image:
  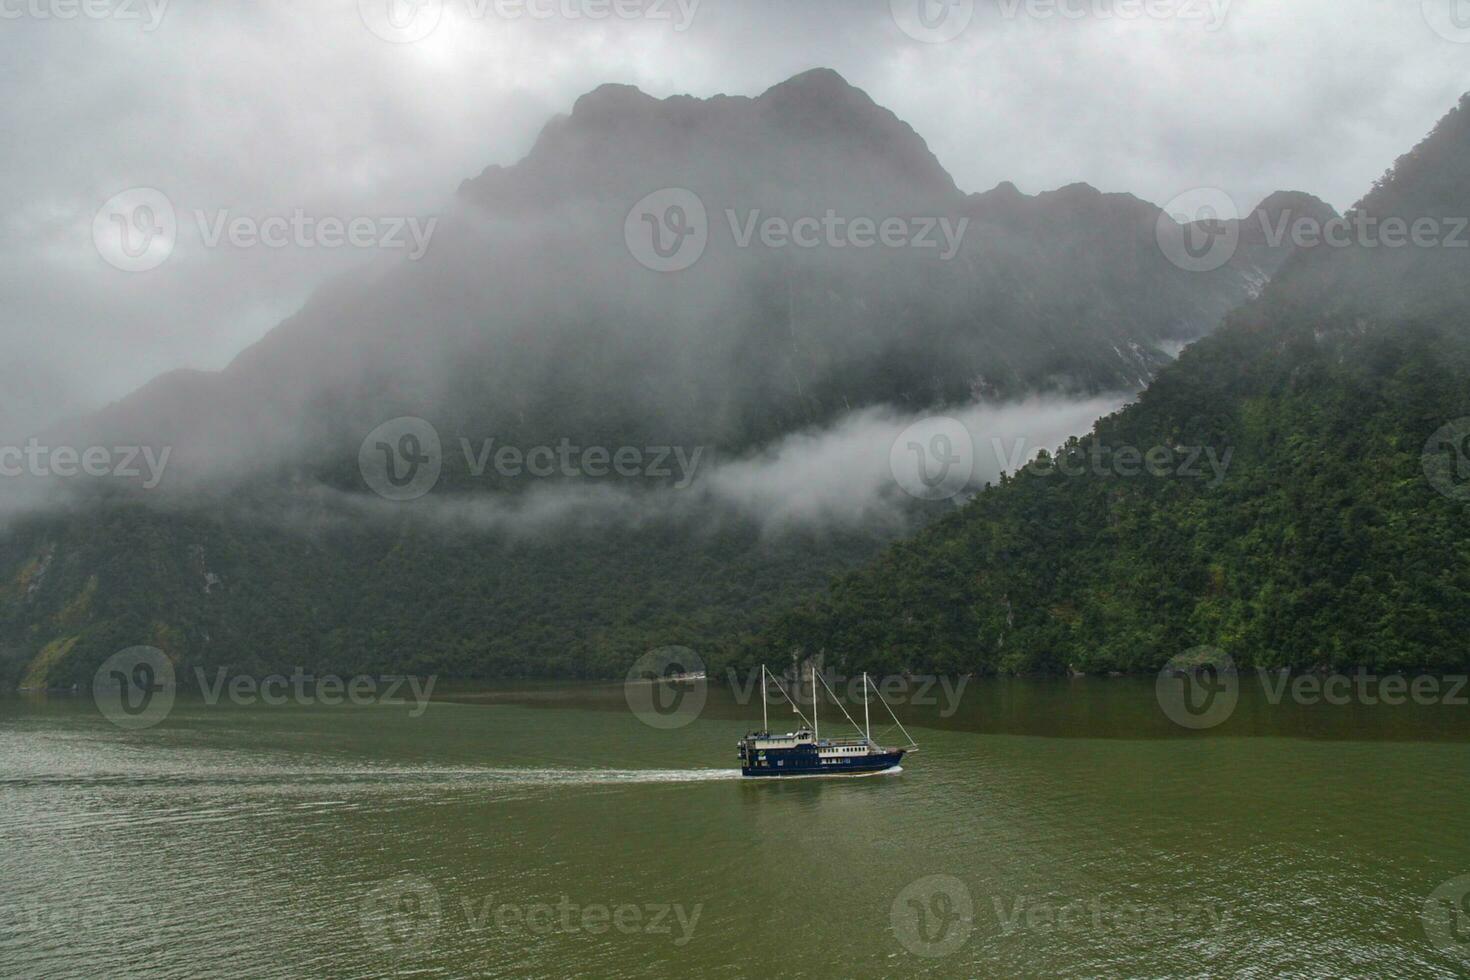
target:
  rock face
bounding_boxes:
[61,68,1312,490]
[745,93,1470,677]
[0,70,1345,686]
[461,69,961,212]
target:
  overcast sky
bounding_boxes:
[3,0,1467,435]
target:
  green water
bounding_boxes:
[3,681,1470,978]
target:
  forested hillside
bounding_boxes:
[0,71,1344,688]
[740,94,1470,677]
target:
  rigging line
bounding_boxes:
[763,666,813,731]
[878,687,919,749]
[814,669,868,741]
[869,721,898,742]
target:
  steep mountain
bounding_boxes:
[0,70,1328,688]
[61,68,1322,479]
[742,94,1470,676]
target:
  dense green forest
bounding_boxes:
[740,312,1470,675]
[0,71,1296,691]
[740,94,1470,677]
[0,505,897,689]
[1,88,1465,689]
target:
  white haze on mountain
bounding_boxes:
[0,0,1464,437]
[700,395,1126,529]
[257,395,1127,538]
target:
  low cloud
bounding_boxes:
[700,395,1127,529]
[178,395,1129,538]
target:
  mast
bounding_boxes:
[764,670,814,731]
[811,663,818,741]
[879,685,919,751]
[863,672,871,743]
[761,665,768,732]
[814,670,871,743]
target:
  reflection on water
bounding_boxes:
[439,673,1470,741]
[2,685,1469,979]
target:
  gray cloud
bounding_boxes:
[143,394,1126,537]
[1,0,1464,437]
[700,395,1126,529]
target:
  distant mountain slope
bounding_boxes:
[66,69,1320,482]
[741,94,1470,676]
[0,70,1330,687]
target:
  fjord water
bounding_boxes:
[3,682,1469,978]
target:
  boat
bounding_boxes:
[737,664,917,778]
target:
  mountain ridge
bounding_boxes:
[0,70,1358,688]
[739,91,1470,677]
[68,68,1330,475]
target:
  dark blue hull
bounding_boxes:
[740,748,905,778]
